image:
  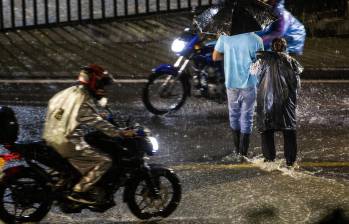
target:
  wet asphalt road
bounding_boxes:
[0,81,348,223]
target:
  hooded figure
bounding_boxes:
[252,38,303,166]
[255,43,303,131]
[257,0,306,55]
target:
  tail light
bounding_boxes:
[0,144,24,176]
[2,152,21,161]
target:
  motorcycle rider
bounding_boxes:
[43,64,136,205]
[257,0,306,55]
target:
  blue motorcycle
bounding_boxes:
[142,28,225,115]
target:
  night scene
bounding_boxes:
[0,0,348,223]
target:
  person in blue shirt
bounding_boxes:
[257,0,306,55]
[213,32,264,158]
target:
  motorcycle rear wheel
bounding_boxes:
[126,167,181,220]
[142,73,187,115]
[0,168,52,223]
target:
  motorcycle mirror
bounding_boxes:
[191,6,197,16]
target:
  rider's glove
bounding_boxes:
[107,114,114,123]
[122,130,137,138]
[136,128,145,137]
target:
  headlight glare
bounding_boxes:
[171,39,186,53]
[148,137,159,153]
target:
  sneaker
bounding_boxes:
[240,156,250,163]
[60,202,84,213]
[88,199,116,212]
[67,191,97,205]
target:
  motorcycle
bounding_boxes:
[142,27,226,115]
[0,107,181,223]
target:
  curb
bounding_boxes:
[302,68,349,79]
[0,69,349,81]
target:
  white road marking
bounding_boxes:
[172,161,349,171]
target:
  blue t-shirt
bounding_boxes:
[214,33,264,89]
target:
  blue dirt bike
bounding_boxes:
[142,28,225,115]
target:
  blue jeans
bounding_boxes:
[227,87,256,134]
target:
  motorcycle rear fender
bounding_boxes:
[122,164,175,202]
[1,166,49,184]
[1,166,24,180]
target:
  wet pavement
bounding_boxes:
[0,80,348,223]
[0,12,348,80]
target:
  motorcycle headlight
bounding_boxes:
[148,137,159,154]
[171,39,186,53]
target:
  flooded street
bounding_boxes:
[0,0,348,222]
[0,80,348,223]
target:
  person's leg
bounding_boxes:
[239,87,257,156]
[284,130,297,166]
[69,149,112,193]
[227,88,242,153]
[227,88,242,131]
[67,142,112,204]
[231,129,240,154]
[261,130,276,161]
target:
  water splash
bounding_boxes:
[247,156,348,189]
[247,156,320,180]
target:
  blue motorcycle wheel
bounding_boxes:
[142,73,187,115]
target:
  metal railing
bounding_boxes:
[0,0,214,31]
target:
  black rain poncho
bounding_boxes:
[254,51,303,132]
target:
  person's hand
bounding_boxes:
[249,59,262,76]
[121,130,137,138]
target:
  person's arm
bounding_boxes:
[77,100,134,138]
[260,13,290,46]
[291,58,304,76]
[291,58,303,91]
[213,50,223,61]
[213,36,224,61]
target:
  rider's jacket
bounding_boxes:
[43,85,122,157]
[256,0,306,55]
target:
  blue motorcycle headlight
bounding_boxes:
[171,39,186,53]
[148,137,159,154]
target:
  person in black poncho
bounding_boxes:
[250,38,303,166]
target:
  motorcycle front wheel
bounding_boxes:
[125,167,181,220]
[142,73,187,115]
[0,168,52,223]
